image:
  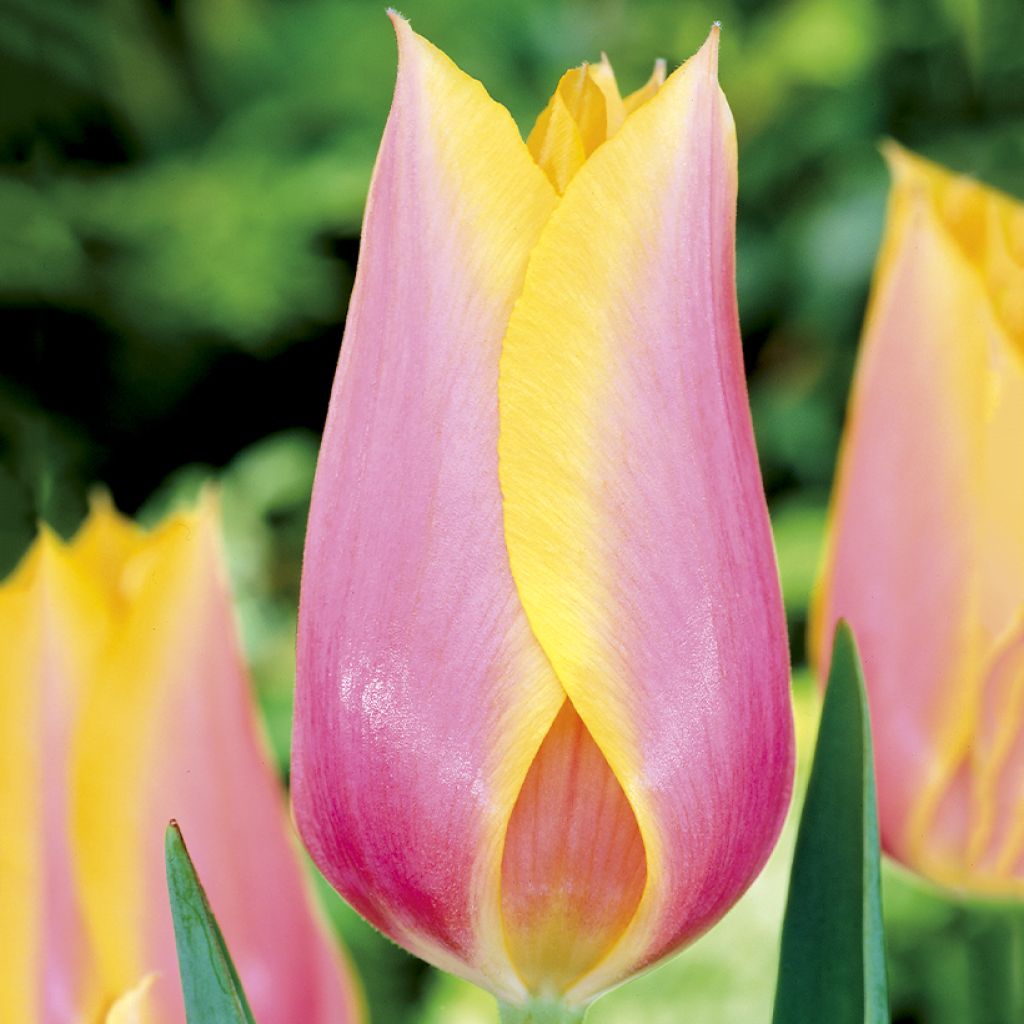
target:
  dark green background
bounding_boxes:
[2,0,1022,1020]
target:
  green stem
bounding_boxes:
[497,999,588,1024]
[963,900,1024,1024]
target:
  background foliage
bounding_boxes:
[3,0,1022,1020]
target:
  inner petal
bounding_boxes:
[526,57,666,195]
[526,66,607,194]
[500,699,646,996]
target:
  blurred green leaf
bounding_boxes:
[961,898,1024,1023]
[771,498,828,620]
[772,623,888,1024]
[165,821,256,1024]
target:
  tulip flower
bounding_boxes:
[812,146,1024,898]
[293,15,794,1018]
[0,496,361,1023]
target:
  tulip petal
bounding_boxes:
[498,27,793,1001]
[71,500,359,1022]
[0,533,113,1022]
[588,55,626,136]
[527,67,608,194]
[0,555,44,1023]
[293,13,563,1001]
[812,147,1024,894]
[500,701,646,995]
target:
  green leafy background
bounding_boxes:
[2,0,1022,1020]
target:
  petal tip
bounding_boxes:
[879,137,916,177]
[704,23,722,76]
[387,7,413,45]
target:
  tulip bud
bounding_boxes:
[0,497,360,1023]
[293,14,794,1012]
[813,145,1024,897]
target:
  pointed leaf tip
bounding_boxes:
[772,622,888,1024]
[165,822,256,1024]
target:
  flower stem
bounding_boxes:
[497,999,588,1024]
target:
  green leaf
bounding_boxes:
[962,897,1024,1023]
[772,622,889,1024]
[165,821,257,1024]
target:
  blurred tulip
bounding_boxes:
[293,14,793,1014]
[0,496,361,1023]
[813,145,1024,897]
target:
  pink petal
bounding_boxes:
[813,146,1024,894]
[292,13,564,1000]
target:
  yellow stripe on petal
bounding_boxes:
[72,510,203,994]
[500,26,792,1001]
[1,531,116,1021]
[0,554,42,1022]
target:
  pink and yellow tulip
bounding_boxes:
[293,15,794,1013]
[813,146,1024,897]
[0,497,361,1023]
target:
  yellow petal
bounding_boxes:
[0,532,114,1021]
[0,552,42,1022]
[588,54,626,136]
[72,508,196,990]
[527,66,608,193]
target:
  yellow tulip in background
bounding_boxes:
[0,497,360,1023]
[813,145,1024,897]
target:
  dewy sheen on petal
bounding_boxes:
[498,27,793,1001]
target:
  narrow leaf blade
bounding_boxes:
[772,622,889,1023]
[165,820,257,1024]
